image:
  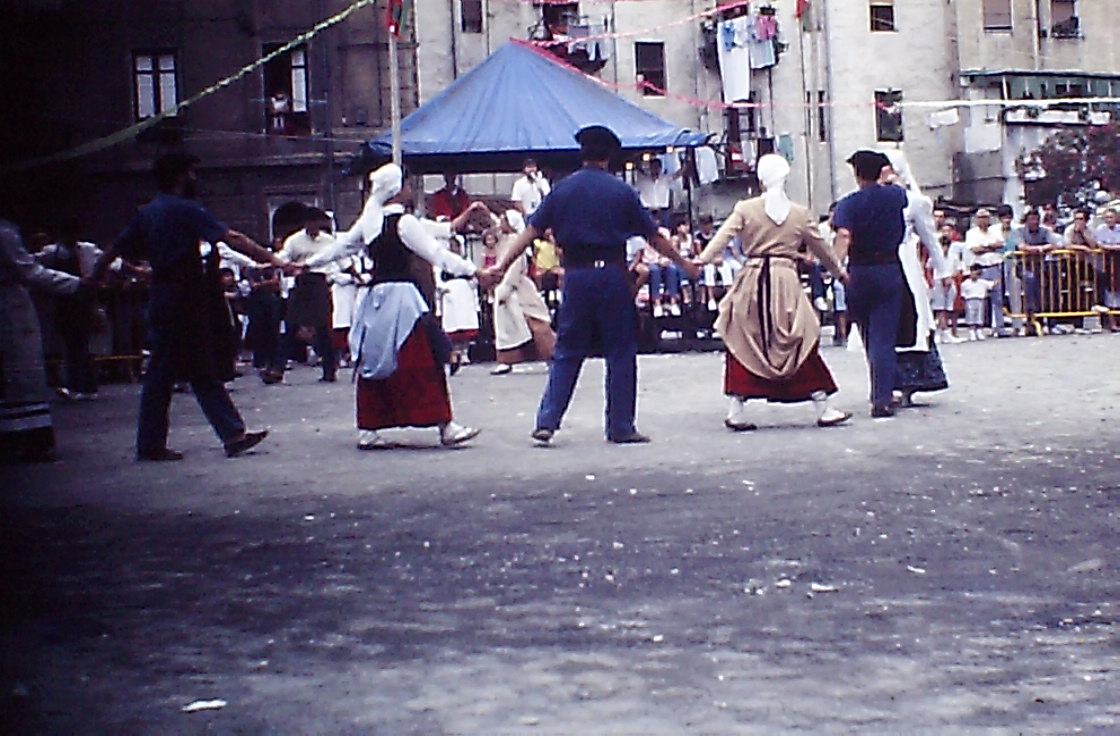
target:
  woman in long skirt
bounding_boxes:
[0,220,82,462]
[489,209,555,375]
[302,164,479,450]
[882,150,952,407]
[695,155,852,430]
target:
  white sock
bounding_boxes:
[810,390,829,420]
[727,396,747,422]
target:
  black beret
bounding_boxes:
[846,149,890,169]
[574,124,622,150]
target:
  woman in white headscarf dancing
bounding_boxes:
[488,208,555,375]
[881,150,952,407]
[303,163,480,449]
[695,154,852,430]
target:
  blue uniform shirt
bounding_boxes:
[833,184,907,265]
[113,193,228,281]
[529,167,657,263]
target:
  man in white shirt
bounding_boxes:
[963,208,1006,330]
[633,158,682,223]
[273,207,339,383]
[510,158,550,216]
[1094,208,1120,331]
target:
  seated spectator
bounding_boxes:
[533,227,563,296]
[641,219,683,318]
[626,235,651,295]
[671,218,697,307]
[428,170,472,220]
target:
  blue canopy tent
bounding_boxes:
[348,41,711,175]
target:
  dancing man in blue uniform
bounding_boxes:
[483,125,697,444]
[832,150,908,418]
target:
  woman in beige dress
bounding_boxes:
[490,209,555,374]
[695,154,852,430]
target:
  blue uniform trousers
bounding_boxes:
[847,263,904,408]
[536,265,638,439]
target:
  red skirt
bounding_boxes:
[724,347,837,403]
[356,325,452,430]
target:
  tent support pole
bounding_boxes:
[389,33,402,166]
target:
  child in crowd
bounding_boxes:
[931,228,962,343]
[960,263,995,341]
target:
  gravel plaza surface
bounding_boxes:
[2,333,1118,735]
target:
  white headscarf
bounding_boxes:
[883,149,921,196]
[347,163,404,244]
[757,154,792,226]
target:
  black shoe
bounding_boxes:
[260,370,283,385]
[870,405,895,418]
[224,429,268,457]
[531,427,554,444]
[449,356,462,376]
[137,448,184,462]
[609,431,651,444]
[723,418,758,432]
[319,374,337,383]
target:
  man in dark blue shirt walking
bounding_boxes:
[95,154,293,460]
[483,125,697,444]
[833,150,908,418]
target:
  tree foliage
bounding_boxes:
[1017,122,1120,207]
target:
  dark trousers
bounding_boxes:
[282,322,336,379]
[57,301,97,394]
[536,265,638,440]
[246,293,283,369]
[847,264,904,408]
[137,326,245,453]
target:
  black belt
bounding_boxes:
[748,254,798,360]
[849,252,899,266]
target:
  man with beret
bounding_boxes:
[482,125,697,444]
[832,150,908,418]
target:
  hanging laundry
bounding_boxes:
[756,13,779,41]
[694,146,720,186]
[777,133,795,163]
[748,16,777,69]
[717,16,753,102]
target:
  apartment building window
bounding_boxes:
[461,0,483,33]
[635,41,666,96]
[264,43,310,135]
[982,0,1012,32]
[875,90,904,142]
[1050,0,1080,38]
[817,91,828,142]
[133,51,178,120]
[870,0,895,32]
[543,2,579,34]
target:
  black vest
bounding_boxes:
[368,214,414,285]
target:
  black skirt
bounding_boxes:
[896,339,949,394]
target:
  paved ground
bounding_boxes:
[2,333,1118,735]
